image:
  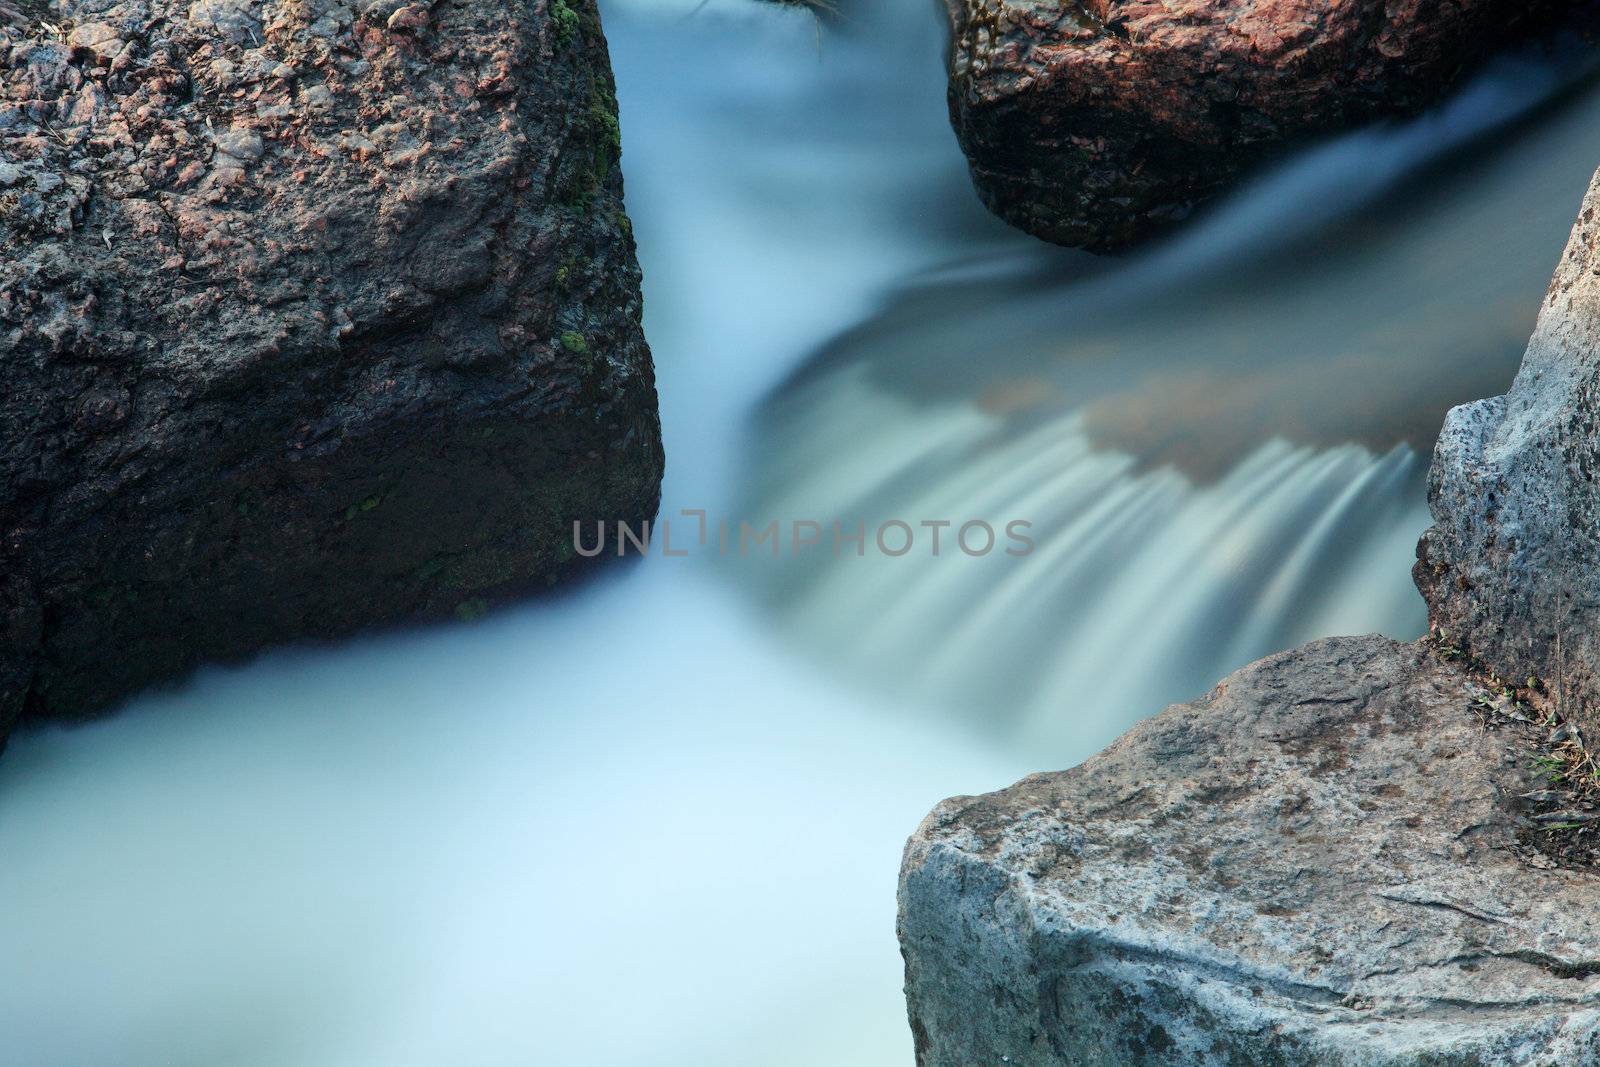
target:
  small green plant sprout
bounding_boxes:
[1535,754,1566,783]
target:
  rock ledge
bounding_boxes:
[900,636,1600,1065]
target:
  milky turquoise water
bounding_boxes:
[0,2,1596,1064]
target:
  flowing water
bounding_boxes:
[735,34,1600,751]
[1,1,1597,1064]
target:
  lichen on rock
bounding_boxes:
[0,0,663,740]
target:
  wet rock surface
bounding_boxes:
[0,0,663,739]
[899,636,1600,1066]
[943,0,1594,251]
[1417,167,1600,754]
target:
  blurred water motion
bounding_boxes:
[740,47,1600,749]
[0,0,1596,1064]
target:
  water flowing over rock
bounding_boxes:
[897,173,1600,1062]
[0,0,663,741]
[942,0,1592,251]
[899,637,1600,1065]
[1418,168,1600,747]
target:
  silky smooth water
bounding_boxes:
[737,32,1600,750]
[0,1,1596,1064]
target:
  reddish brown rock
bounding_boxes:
[944,0,1593,251]
[0,0,663,743]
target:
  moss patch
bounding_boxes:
[588,74,622,180]
[344,492,385,521]
[552,0,581,48]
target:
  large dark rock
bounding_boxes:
[943,0,1591,251]
[899,636,1600,1066]
[1417,167,1600,745]
[0,0,663,740]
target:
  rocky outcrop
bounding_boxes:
[1418,168,1600,748]
[0,0,663,742]
[944,0,1592,251]
[899,636,1600,1066]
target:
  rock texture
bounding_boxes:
[1417,168,1600,747]
[0,0,663,741]
[898,158,1600,1065]
[900,636,1600,1066]
[944,0,1591,250]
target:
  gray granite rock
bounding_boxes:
[1416,167,1600,744]
[899,636,1600,1065]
